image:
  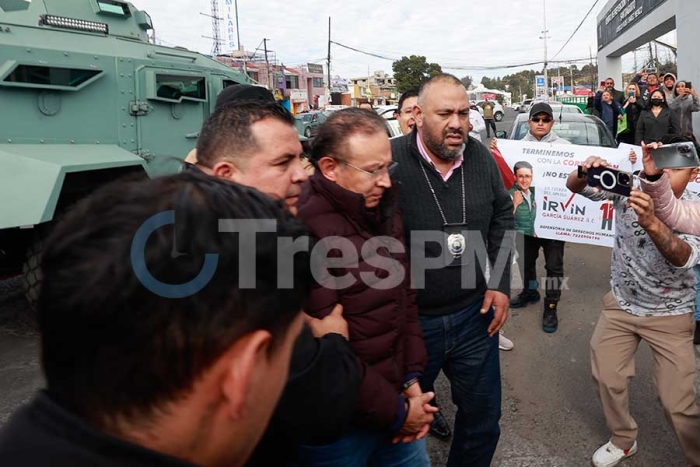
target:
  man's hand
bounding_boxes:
[304,304,349,340]
[481,290,509,337]
[641,141,662,177]
[691,88,698,99]
[628,189,657,229]
[402,382,422,399]
[392,392,438,444]
[512,190,524,208]
[489,138,498,152]
[583,156,610,169]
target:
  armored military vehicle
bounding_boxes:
[0,0,251,305]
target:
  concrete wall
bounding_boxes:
[597,0,700,135]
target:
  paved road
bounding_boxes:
[1,109,697,465]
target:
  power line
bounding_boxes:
[330,41,397,61]
[331,40,593,70]
[551,0,601,60]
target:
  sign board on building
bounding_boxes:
[307,63,324,75]
[551,76,564,86]
[536,76,545,87]
[597,0,668,50]
[223,0,237,50]
[291,90,308,102]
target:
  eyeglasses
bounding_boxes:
[530,117,553,123]
[339,160,398,178]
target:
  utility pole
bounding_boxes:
[263,38,271,90]
[570,63,574,94]
[327,17,332,94]
[589,46,595,93]
[234,0,241,51]
[540,0,550,99]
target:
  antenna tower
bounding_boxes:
[210,0,222,55]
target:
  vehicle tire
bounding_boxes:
[304,127,312,138]
[495,112,504,122]
[22,230,45,314]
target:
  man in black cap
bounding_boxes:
[522,102,571,144]
[509,101,569,334]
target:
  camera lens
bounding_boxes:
[679,145,689,154]
[600,170,617,190]
[618,173,630,186]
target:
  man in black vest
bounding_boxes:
[391,74,514,467]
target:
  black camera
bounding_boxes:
[578,166,632,197]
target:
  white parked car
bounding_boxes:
[474,100,505,122]
[376,105,398,119]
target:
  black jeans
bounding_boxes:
[485,118,497,137]
[520,234,565,301]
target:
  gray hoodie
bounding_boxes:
[669,86,700,135]
[662,73,677,104]
[523,130,571,144]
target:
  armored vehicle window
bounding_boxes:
[4,65,101,88]
[97,0,130,16]
[155,75,206,102]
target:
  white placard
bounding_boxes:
[497,139,631,247]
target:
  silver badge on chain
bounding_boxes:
[447,232,466,259]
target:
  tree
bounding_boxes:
[460,75,473,90]
[392,55,443,94]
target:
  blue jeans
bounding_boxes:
[297,430,430,467]
[694,265,700,321]
[419,299,501,467]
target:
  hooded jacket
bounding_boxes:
[297,171,427,432]
[640,173,700,236]
[670,90,700,135]
[522,130,571,144]
[662,73,677,104]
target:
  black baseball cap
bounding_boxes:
[529,102,554,119]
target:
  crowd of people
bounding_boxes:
[591,71,700,146]
[0,71,699,467]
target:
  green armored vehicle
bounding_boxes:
[0,0,251,304]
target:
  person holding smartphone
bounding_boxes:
[617,83,645,145]
[670,81,700,135]
[594,86,622,139]
[567,150,700,467]
[635,89,677,145]
[637,136,700,348]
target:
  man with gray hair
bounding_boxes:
[391,73,514,466]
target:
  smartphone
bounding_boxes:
[579,166,632,197]
[651,142,700,169]
[687,82,692,89]
[600,81,606,87]
[628,91,635,98]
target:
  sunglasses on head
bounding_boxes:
[531,116,553,123]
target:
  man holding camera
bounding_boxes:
[566,154,700,467]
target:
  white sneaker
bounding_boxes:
[498,331,514,351]
[591,440,637,467]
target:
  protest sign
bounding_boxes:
[497,139,629,247]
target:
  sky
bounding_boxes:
[133,0,677,83]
